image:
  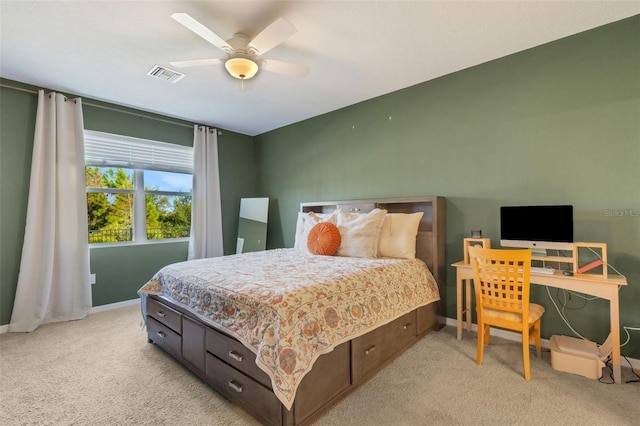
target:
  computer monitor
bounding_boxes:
[500,205,574,254]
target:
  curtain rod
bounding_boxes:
[1,82,195,129]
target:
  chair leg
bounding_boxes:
[477,320,485,365]
[522,329,531,381]
[484,324,491,345]
[534,321,542,359]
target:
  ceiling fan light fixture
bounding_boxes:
[225,57,259,80]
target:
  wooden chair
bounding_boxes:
[467,246,544,380]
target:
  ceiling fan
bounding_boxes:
[169,13,310,85]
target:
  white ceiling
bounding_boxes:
[1,1,638,136]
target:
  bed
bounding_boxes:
[140,196,446,425]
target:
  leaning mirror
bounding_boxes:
[236,197,269,254]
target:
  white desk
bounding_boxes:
[452,261,628,384]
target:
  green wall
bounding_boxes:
[255,16,640,358]
[0,79,258,321]
[0,82,37,325]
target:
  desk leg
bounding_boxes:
[610,290,622,384]
[457,275,463,340]
[466,279,472,333]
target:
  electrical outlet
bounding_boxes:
[90,274,96,285]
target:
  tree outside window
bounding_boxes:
[87,167,191,244]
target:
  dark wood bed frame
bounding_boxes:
[146,196,446,425]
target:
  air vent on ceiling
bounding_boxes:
[146,65,185,83]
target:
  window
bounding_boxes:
[84,131,193,244]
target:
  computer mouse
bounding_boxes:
[562,270,573,276]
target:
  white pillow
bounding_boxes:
[294,211,337,252]
[335,208,387,258]
[377,212,424,259]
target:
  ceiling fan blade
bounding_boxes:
[260,59,310,78]
[171,13,232,53]
[169,58,223,68]
[248,17,297,56]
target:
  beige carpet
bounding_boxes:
[1,304,638,425]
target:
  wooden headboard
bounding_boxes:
[300,196,446,325]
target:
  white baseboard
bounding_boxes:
[90,298,140,314]
[0,298,141,334]
[444,317,640,371]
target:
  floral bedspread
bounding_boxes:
[139,248,440,410]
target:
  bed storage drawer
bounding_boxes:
[147,297,182,334]
[147,316,182,360]
[206,328,271,387]
[206,352,282,426]
[386,310,417,349]
[351,324,385,382]
[351,311,416,383]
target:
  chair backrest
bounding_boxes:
[468,247,532,318]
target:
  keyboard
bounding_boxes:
[530,266,556,275]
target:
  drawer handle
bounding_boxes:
[156,331,166,338]
[156,311,166,318]
[351,208,361,212]
[403,323,412,330]
[228,351,244,362]
[364,345,376,355]
[228,380,243,393]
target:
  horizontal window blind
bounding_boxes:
[84,130,193,174]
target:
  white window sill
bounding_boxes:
[89,238,189,249]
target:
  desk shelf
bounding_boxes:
[531,242,607,278]
[463,238,491,264]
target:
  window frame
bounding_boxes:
[85,131,193,247]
